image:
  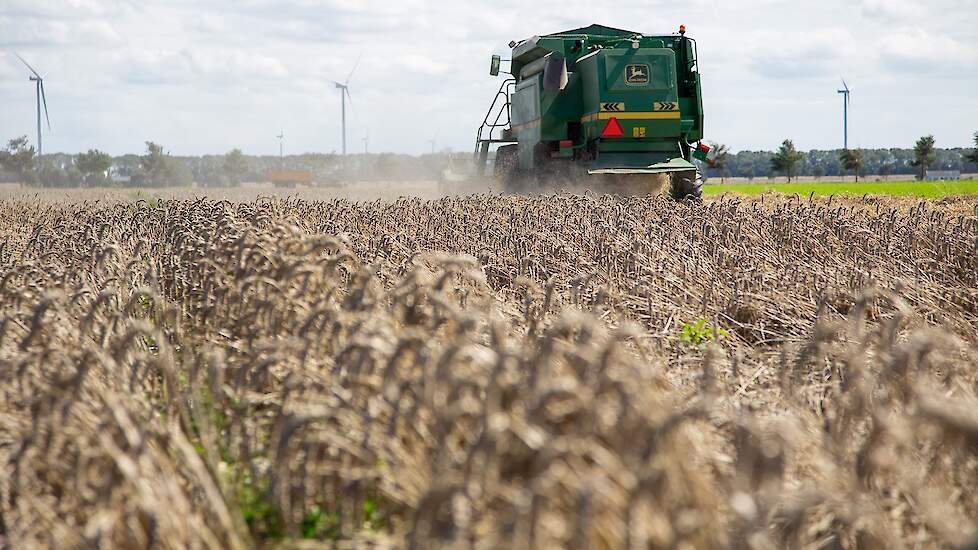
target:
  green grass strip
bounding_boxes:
[704,180,978,198]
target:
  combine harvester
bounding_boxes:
[473,24,715,199]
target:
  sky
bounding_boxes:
[1,0,976,156]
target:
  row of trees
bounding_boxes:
[834,135,952,181]
[0,135,455,187]
[0,138,255,188]
[4,133,978,187]
[707,133,978,181]
[175,151,449,186]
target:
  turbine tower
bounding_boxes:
[330,56,361,155]
[14,53,51,157]
[276,131,284,168]
[837,79,850,149]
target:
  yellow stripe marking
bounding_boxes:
[581,111,681,123]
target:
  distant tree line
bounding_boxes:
[0,139,195,187]
[0,135,459,187]
[3,133,978,187]
[174,151,451,187]
[704,133,978,181]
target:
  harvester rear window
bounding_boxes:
[605,52,674,91]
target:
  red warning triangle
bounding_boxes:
[601,117,624,138]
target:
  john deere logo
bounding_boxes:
[625,64,650,85]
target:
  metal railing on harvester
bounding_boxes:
[473,78,516,176]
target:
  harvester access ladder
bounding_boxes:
[473,78,516,176]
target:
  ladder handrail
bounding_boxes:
[474,78,516,156]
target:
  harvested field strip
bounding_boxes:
[1,194,977,548]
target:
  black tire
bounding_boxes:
[669,170,703,201]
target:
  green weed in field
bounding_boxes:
[680,319,728,348]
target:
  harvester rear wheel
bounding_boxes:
[669,171,703,201]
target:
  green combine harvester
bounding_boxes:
[475,24,713,199]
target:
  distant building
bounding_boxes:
[110,173,131,184]
[925,170,961,181]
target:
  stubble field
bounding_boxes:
[1,187,977,549]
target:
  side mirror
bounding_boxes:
[489,55,501,76]
[685,40,697,71]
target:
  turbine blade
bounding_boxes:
[345,87,353,111]
[40,81,51,130]
[345,54,362,85]
[14,52,42,78]
[842,78,849,93]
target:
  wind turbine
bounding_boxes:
[14,53,51,157]
[428,134,437,155]
[276,131,284,168]
[362,131,369,154]
[837,79,850,149]
[330,55,361,156]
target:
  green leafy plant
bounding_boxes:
[911,135,936,180]
[76,149,112,186]
[237,472,284,539]
[301,504,341,539]
[363,495,388,530]
[965,131,978,165]
[680,319,728,347]
[839,148,864,182]
[770,139,805,182]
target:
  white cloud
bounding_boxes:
[187,14,228,35]
[0,16,124,47]
[859,0,924,20]
[747,29,852,79]
[1,0,976,156]
[393,54,450,76]
[115,48,290,85]
[876,28,977,74]
[0,0,127,18]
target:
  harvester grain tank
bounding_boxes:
[475,24,712,198]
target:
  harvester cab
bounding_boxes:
[474,23,707,199]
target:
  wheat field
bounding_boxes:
[1,190,977,549]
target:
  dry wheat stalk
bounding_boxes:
[0,192,976,549]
